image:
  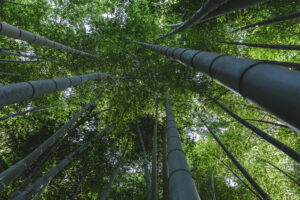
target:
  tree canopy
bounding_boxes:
[0,0,299,199]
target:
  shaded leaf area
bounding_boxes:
[0,0,299,199]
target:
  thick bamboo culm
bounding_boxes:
[134,41,300,132]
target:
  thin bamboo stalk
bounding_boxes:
[0,92,105,192]
[198,114,271,200]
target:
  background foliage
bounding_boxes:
[0,0,299,199]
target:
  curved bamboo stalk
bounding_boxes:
[231,11,300,33]
[0,21,97,58]
[165,92,200,200]
[157,0,229,40]
[198,114,271,200]
[0,72,114,108]
[137,119,152,200]
[0,92,105,192]
[133,41,300,131]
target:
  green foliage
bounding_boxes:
[0,0,299,199]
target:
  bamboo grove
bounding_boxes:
[0,0,299,199]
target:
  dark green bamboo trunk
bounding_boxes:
[162,128,169,200]
[151,103,158,200]
[231,11,300,33]
[258,158,300,186]
[137,120,152,200]
[157,0,228,40]
[204,94,299,162]
[218,159,263,200]
[165,92,200,200]
[244,119,290,129]
[133,41,300,131]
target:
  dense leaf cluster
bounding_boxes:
[0,0,299,199]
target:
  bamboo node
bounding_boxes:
[208,54,227,78]
[238,61,264,97]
